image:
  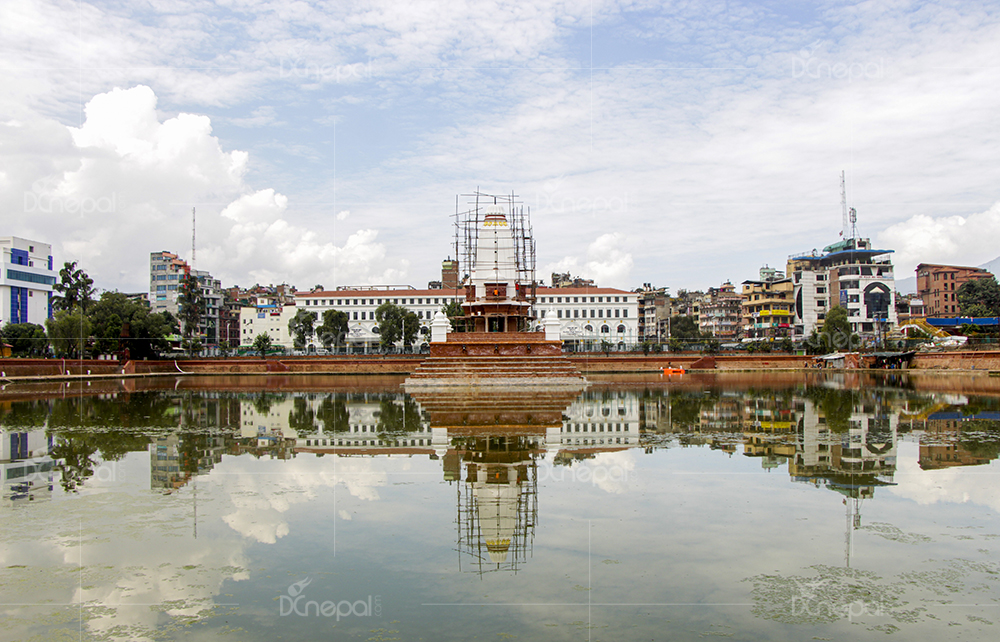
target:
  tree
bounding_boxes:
[958,276,1000,317]
[252,332,273,356]
[177,272,204,347]
[316,309,349,350]
[0,323,48,357]
[442,300,466,332]
[288,309,318,349]
[814,305,857,353]
[375,303,419,351]
[87,291,177,360]
[52,261,96,313]
[46,309,91,358]
[669,315,701,339]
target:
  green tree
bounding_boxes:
[814,305,857,353]
[958,276,1000,317]
[316,395,350,432]
[252,332,273,356]
[177,273,204,347]
[669,315,701,339]
[46,309,91,358]
[288,396,317,435]
[87,291,176,359]
[288,308,318,349]
[52,261,96,313]
[442,300,466,332]
[316,309,349,350]
[0,322,48,356]
[375,302,419,351]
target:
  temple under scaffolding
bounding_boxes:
[404,191,587,388]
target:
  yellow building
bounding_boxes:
[741,267,794,340]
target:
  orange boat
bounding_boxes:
[661,367,685,375]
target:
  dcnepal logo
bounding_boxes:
[278,577,381,620]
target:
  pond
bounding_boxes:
[1,373,999,641]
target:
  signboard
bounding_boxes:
[839,290,848,306]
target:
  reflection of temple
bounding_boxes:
[450,434,541,573]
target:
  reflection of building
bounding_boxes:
[1,428,57,504]
[150,433,228,490]
[919,411,1000,469]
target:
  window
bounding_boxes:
[557,310,562,318]
[361,311,366,320]
[615,309,620,317]
[601,325,610,333]
[590,297,595,302]
[615,297,620,302]
[617,324,625,333]
[598,310,603,318]
[353,312,358,320]
[622,309,628,318]
[574,309,579,318]
[574,297,579,302]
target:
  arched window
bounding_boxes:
[617,324,626,333]
[601,325,610,333]
[584,325,594,332]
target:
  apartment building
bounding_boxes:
[916,263,992,317]
[741,268,794,339]
[635,283,668,342]
[699,281,743,339]
[149,251,224,345]
[787,237,897,339]
[0,237,55,327]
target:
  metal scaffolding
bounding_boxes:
[453,190,537,307]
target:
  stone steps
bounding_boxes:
[405,354,586,386]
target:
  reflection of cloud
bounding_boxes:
[211,454,389,543]
[888,441,1000,513]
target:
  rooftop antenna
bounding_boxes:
[840,171,848,239]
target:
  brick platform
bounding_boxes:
[405,332,587,387]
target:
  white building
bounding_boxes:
[239,302,297,349]
[0,237,55,327]
[788,237,897,340]
[291,285,640,351]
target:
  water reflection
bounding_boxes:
[2,375,1000,640]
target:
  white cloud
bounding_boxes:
[878,203,1000,275]
[544,232,633,288]
[3,84,407,291]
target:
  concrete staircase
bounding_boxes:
[405,355,586,387]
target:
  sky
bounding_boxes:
[2,0,1000,295]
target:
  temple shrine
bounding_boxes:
[404,192,587,387]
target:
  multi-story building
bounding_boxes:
[283,284,640,352]
[636,284,668,343]
[149,251,224,346]
[698,281,743,339]
[741,267,794,340]
[0,237,55,327]
[787,237,896,339]
[916,263,992,317]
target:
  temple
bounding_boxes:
[404,191,586,387]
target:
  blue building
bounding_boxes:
[0,237,55,327]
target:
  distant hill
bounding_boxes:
[980,255,1000,275]
[895,275,916,294]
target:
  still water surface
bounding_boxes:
[2,373,1000,641]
